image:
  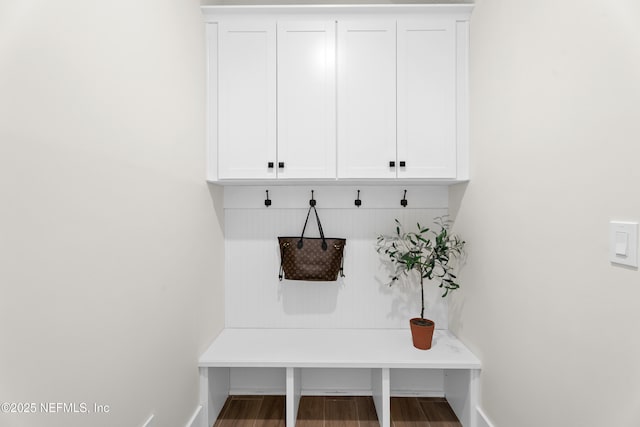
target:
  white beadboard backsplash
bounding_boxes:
[224,186,451,329]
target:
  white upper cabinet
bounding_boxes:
[277,21,336,179]
[338,19,457,179]
[204,5,472,183]
[337,21,397,179]
[397,19,457,179]
[218,22,276,179]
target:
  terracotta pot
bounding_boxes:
[409,318,435,350]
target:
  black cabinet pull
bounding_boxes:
[389,161,395,167]
[278,162,285,168]
[399,161,406,167]
[268,162,274,169]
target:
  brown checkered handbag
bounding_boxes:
[278,206,346,281]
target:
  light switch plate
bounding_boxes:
[610,221,638,268]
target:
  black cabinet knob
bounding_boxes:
[399,161,406,167]
[268,162,274,169]
[389,161,395,167]
[278,162,285,168]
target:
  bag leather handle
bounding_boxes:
[298,206,328,250]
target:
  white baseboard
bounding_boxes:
[186,405,202,427]
[229,387,286,395]
[477,407,495,427]
[301,389,371,396]
[141,414,155,427]
[390,390,444,398]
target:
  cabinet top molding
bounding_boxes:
[201,4,473,20]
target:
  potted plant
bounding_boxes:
[376,217,465,350]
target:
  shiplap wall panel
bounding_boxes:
[224,186,451,330]
[301,368,372,395]
[229,367,287,395]
[390,369,445,397]
[228,367,446,397]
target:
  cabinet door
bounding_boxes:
[218,22,276,179]
[278,22,336,179]
[397,20,456,178]
[337,21,396,179]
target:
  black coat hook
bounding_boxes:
[354,190,362,207]
[309,190,316,207]
[401,189,408,207]
[264,190,271,207]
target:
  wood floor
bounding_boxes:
[214,395,461,427]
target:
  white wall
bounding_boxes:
[450,0,640,426]
[0,2,224,427]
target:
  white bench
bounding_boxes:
[198,328,480,427]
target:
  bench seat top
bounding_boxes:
[199,328,480,370]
